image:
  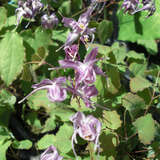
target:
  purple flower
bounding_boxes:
[59,48,104,86]
[62,7,96,47]
[70,112,101,158]
[121,0,139,13]
[41,13,59,29]
[132,0,156,17]
[64,44,79,61]
[18,77,67,104]
[68,83,98,108]
[40,145,63,160]
[16,0,43,25]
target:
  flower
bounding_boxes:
[64,44,79,61]
[132,0,156,17]
[40,145,63,160]
[41,13,59,29]
[18,77,67,104]
[61,6,96,47]
[68,83,98,108]
[16,0,43,25]
[59,48,105,86]
[70,112,101,158]
[121,0,139,13]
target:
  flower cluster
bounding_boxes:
[16,0,43,25]
[16,0,59,29]
[18,1,104,159]
[121,0,156,17]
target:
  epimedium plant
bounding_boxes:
[0,0,160,160]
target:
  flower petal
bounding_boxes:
[84,48,98,63]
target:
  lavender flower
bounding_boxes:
[132,0,156,17]
[68,83,98,108]
[70,112,101,158]
[40,145,63,160]
[121,0,139,13]
[41,13,59,29]
[16,0,43,25]
[59,48,104,86]
[61,7,96,48]
[18,77,67,104]
[64,44,79,61]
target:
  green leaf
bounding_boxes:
[137,39,158,55]
[0,32,25,86]
[12,140,32,150]
[0,139,12,160]
[122,93,146,119]
[130,76,152,93]
[0,7,7,30]
[52,29,69,43]
[129,62,147,76]
[111,42,127,64]
[59,0,71,16]
[98,20,113,44]
[133,114,156,144]
[53,123,73,153]
[71,0,82,12]
[117,0,160,42]
[104,62,121,95]
[37,134,55,150]
[0,90,15,127]
[103,111,122,130]
[41,116,56,133]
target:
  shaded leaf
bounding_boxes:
[12,140,32,150]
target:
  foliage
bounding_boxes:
[0,0,160,160]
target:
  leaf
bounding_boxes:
[0,90,15,127]
[104,62,121,95]
[37,134,55,150]
[103,111,122,130]
[52,29,69,43]
[129,62,147,76]
[133,114,156,144]
[98,20,113,44]
[53,123,73,153]
[137,39,158,55]
[0,139,12,160]
[59,0,71,16]
[0,7,7,30]
[130,76,152,93]
[0,32,25,86]
[12,140,32,149]
[117,0,160,42]
[122,93,146,119]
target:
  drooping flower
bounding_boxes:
[41,13,59,29]
[18,77,67,104]
[121,0,139,13]
[40,145,63,160]
[16,0,43,25]
[64,44,80,61]
[70,112,101,158]
[59,48,105,86]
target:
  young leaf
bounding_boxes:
[133,114,156,144]
[0,32,25,86]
